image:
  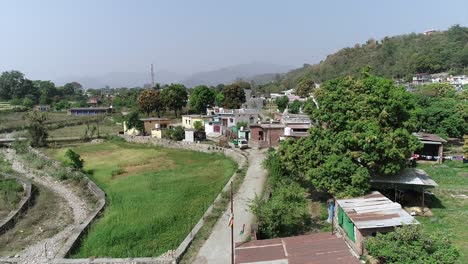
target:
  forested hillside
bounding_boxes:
[258,25,468,93]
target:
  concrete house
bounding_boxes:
[249,123,285,148]
[181,115,211,130]
[140,117,171,138]
[33,105,50,112]
[334,191,418,255]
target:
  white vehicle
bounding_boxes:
[238,139,249,149]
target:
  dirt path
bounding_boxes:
[193,149,268,264]
[1,149,90,264]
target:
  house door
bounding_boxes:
[214,125,220,133]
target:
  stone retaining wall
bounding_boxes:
[0,177,33,235]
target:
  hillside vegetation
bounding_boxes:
[258,25,468,92]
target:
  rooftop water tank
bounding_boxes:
[284,127,292,136]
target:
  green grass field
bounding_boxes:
[0,179,23,219]
[416,161,468,263]
[47,141,237,258]
[47,122,122,138]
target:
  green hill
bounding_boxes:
[261,25,468,92]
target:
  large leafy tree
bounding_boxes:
[275,96,289,112]
[222,83,246,109]
[0,71,37,101]
[138,89,163,117]
[63,82,82,96]
[161,84,188,117]
[189,85,215,114]
[295,79,315,98]
[278,75,420,197]
[35,80,59,105]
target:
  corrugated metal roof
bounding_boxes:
[235,233,359,264]
[336,191,418,229]
[413,132,447,143]
[371,168,438,188]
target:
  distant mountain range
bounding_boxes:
[181,62,293,87]
[55,62,292,89]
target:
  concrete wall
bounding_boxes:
[0,177,33,235]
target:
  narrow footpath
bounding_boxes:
[194,148,268,264]
[2,149,90,264]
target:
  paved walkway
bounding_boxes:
[194,149,268,264]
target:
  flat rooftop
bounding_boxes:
[235,233,359,264]
[336,191,418,230]
[140,117,170,121]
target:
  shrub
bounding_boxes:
[11,139,29,154]
[250,180,310,238]
[56,167,69,180]
[65,149,84,170]
[193,120,204,132]
[366,225,459,264]
[166,126,185,141]
[111,167,126,178]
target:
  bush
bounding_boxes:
[250,180,310,238]
[56,167,69,180]
[166,126,185,141]
[65,149,84,170]
[111,167,126,178]
[366,225,459,264]
[11,139,29,154]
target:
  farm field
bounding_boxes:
[46,141,237,258]
[416,161,468,263]
[47,122,121,138]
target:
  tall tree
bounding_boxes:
[275,96,289,112]
[63,82,83,96]
[222,83,246,109]
[161,84,188,117]
[0,71,37,101]
[278,75,421,197]
[138,89,163,117]
[25,111,49,147]
[34,80,58,105]
[189,85,215,114]
[295,79,315,98]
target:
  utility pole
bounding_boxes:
[151,64,155,88]
[231,182,234,264]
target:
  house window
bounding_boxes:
[230,118,234,123]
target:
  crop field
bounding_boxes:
[417,161,468,263]
[47,141,237,258]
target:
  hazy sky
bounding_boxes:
[1,0,467,81]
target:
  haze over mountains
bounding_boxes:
[55,62,293,89]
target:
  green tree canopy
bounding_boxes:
[275,96,289,112]
[161,84,188,117]
[295,79,315,97]
[366,225,459,264]
[278,75,421,197]
[222,83,246,109]
[0,71,37,101]
[288,100,302,114]
[138,89,163,117]
[189,85,215,114]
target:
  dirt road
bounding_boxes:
[193,148,268,264]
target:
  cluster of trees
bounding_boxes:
[0,71,85,109]
[278,73,421,197]
[411,83,467,138]
[137,81,248,117]
[366,225,459,264]
[275,96,305,114]
[256,25,468,94]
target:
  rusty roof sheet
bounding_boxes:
[235,233,359,264]
[336,191,418,229]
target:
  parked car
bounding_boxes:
[238,139,248,149]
